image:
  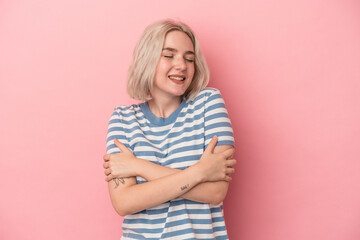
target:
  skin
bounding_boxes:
[103,30,236,216]
[149,30,195,118]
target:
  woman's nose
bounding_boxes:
[174,57,186,70]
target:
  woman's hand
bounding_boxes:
[103,139,138,182]
[195,136,236,182]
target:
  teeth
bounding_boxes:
[169,76,185,81]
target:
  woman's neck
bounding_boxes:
[147,95,182,118]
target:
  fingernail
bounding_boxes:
[213,135,217,140]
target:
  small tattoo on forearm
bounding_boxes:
[181,184,190,191]
[113,178,125,188]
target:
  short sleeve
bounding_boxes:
[204,89,235,149]
[106,108,130,154]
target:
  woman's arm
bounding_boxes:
[105,136,235,216]
[137,144,234,205]
[104,138,235,205]
[104,139,235,205]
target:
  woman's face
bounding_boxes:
[152,30,195,100]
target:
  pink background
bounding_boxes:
[1,0,359,239]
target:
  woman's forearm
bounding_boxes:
[134,144,234,205]
[109,163,205,216]
[106,138,235,215]
[135,157,228,205]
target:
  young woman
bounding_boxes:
[103,19,236,239]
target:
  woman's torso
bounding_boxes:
[106,88,234,240]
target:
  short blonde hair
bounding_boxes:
[127,19,210,102]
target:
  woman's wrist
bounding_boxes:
[133,157,146,177]
[189,162,207,183]
[133,157,164,178]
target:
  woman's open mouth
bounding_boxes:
[168,75,186,84]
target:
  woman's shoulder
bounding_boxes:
[111,103,143,118]
[198,87,222,98]
[199,87,221,95]
[190,87,223,104]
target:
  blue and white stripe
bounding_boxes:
[106,88,234,239]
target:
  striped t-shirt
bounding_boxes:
[106,88,235,240]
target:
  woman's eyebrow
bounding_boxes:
[162,47,195,55]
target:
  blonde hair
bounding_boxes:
[127,19,210,102]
